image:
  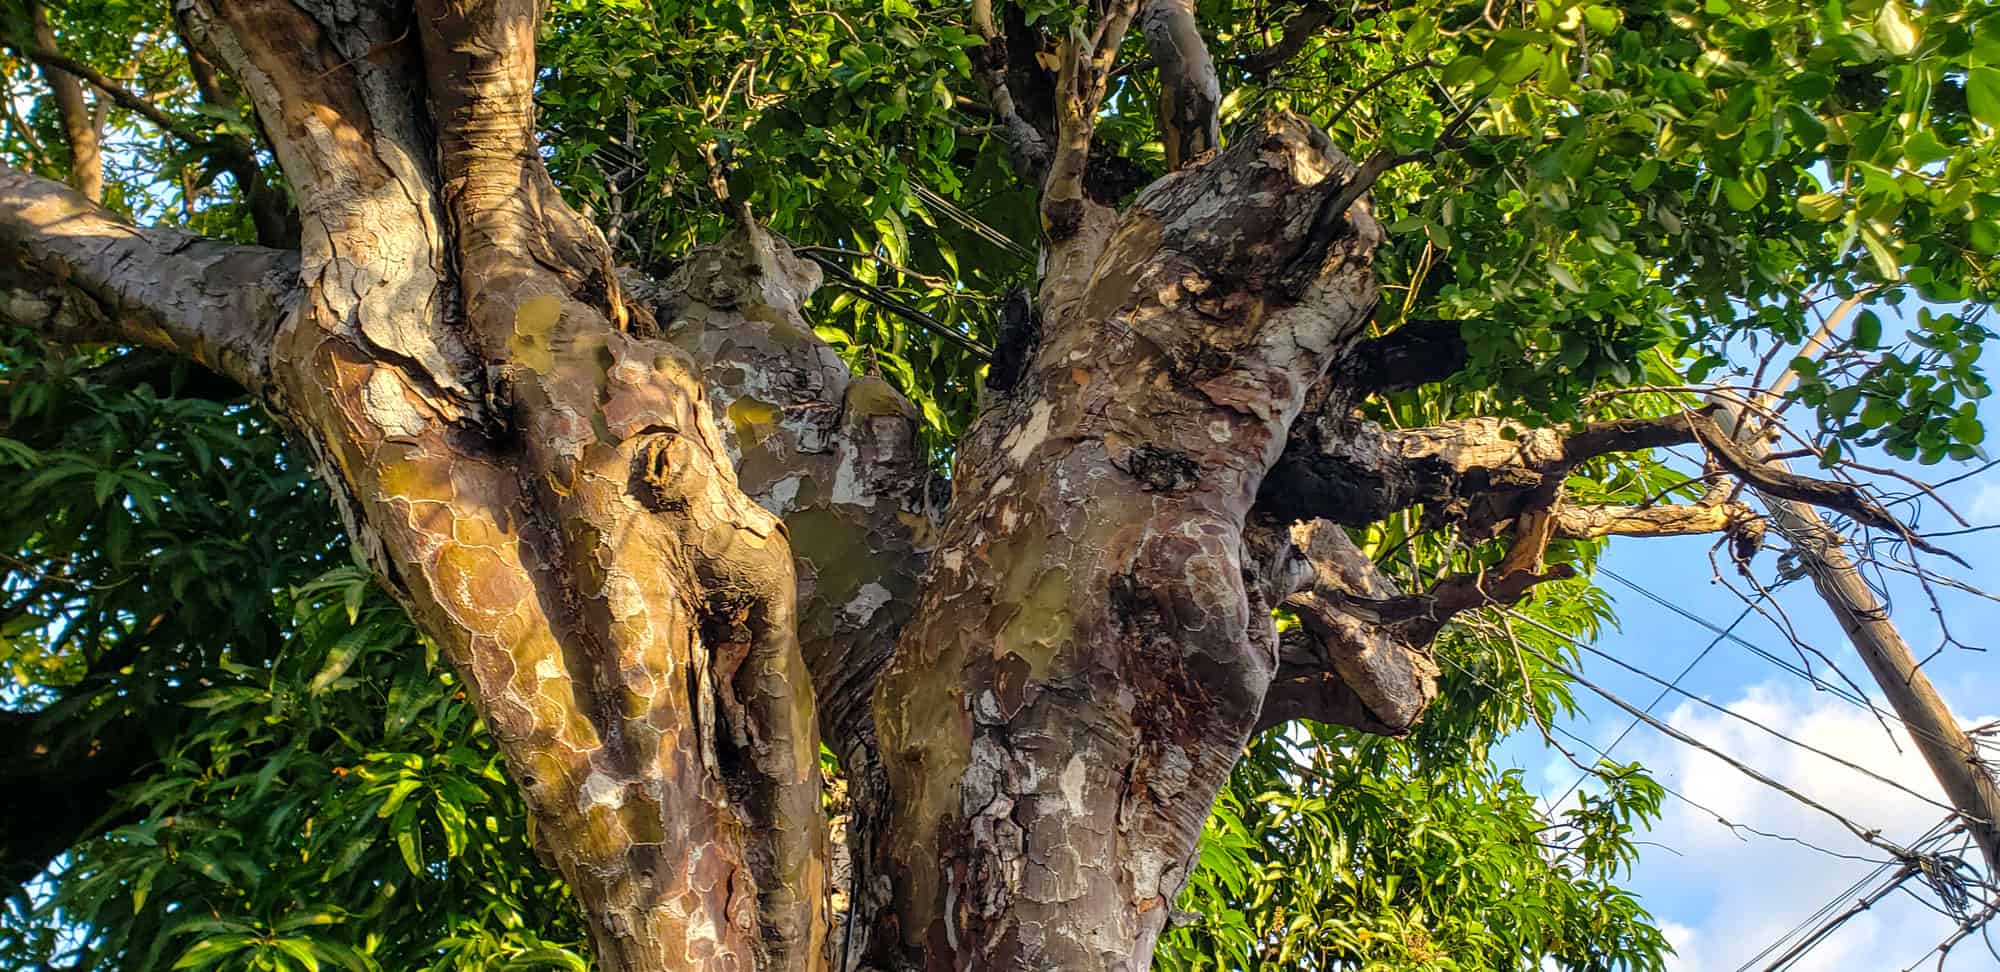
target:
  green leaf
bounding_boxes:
[1875,0,1919,57]
[173,936,258,970]
[1796,192,1843,221]
[1859,224,1903,279]
[1902,129,1950,166]
[392,801,425,875]
[1853,310,1884,349]
[1967,68,2000,127]
[1495,46,1546,86]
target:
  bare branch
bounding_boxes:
[26,1,102,202]
[0,164,295,394]
[970,0,1053,179]
[1552,499,1763,541]
[1041,0,1140,241]
[1237,5,1332,76]
[13,42,208,149]
[1138,0,1219,170]
[1258,411,1702,529]
[1684,409,1960,560]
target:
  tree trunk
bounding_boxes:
[866,115,1383,971]
[2,2,1899,969]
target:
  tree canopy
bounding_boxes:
[0,0,1994,968]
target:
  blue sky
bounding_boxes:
[1494,438,2000,968]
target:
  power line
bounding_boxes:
[1432,651,1894,867]
[1598,567,2000,758]
[1496,613,1930,861]
[1734,815,1962,972]
[1544,602,1758,813]
[1506,607,1976,822]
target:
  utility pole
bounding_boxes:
[1714,401,2000,876]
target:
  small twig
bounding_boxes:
[801,253,994,361]
[1327,58,1440,130]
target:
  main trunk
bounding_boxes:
[866,117,1383,970]
[5,3,1411,969]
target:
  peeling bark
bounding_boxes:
[0,167,295,393]
[1,4,1927,971]
[871,112,1383,972]
[1138,0,1219,170]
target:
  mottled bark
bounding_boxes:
[1139,0,1219,170]
[870,113,1384,971]
[4,3,1925,971]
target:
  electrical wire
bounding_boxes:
[1432,651,1896,867]
[1504,607,1976,822]
[1598,567,2000,757]
[1496,615,1928,860]
[1733,816,1963,972]
[1544,602,1757,812]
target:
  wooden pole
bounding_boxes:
[1714,401,2000,875]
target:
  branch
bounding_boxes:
[1552,499,1763,541]
[1258,411,1703,529]
[14,45,210,148]
[1260,520,1440,735]
[173,19,298,248]
[1683,410,1936,548]
[1138,0,1219,170]
[0,165,296,394]
[1040,0,1141,241]
[1336,318,1469,394]
[27,1,102,202]
[970,0,1053,179]
[1236,5,1332,75]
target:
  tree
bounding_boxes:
[0,0,1993,969]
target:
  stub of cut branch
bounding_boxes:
[1266,520,1441,735]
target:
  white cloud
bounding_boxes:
[1578,681,1996,971]
[1969,480,2000,524]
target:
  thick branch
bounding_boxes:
[1264,520,1439,735]
[1552,499,1763,540]
[0,165,295,393]
[875,112,1384,970]
[1335,318,1470,395]
[1138,0,1219,170]
[1040,0,1140,241]
[416,5,827,966]
[1257,411,1702,530]
[1683,409,1940,551]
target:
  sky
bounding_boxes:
[1494,430,2000,969]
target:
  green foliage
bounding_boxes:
[0,336,588,969]
[6,0,2000,967]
